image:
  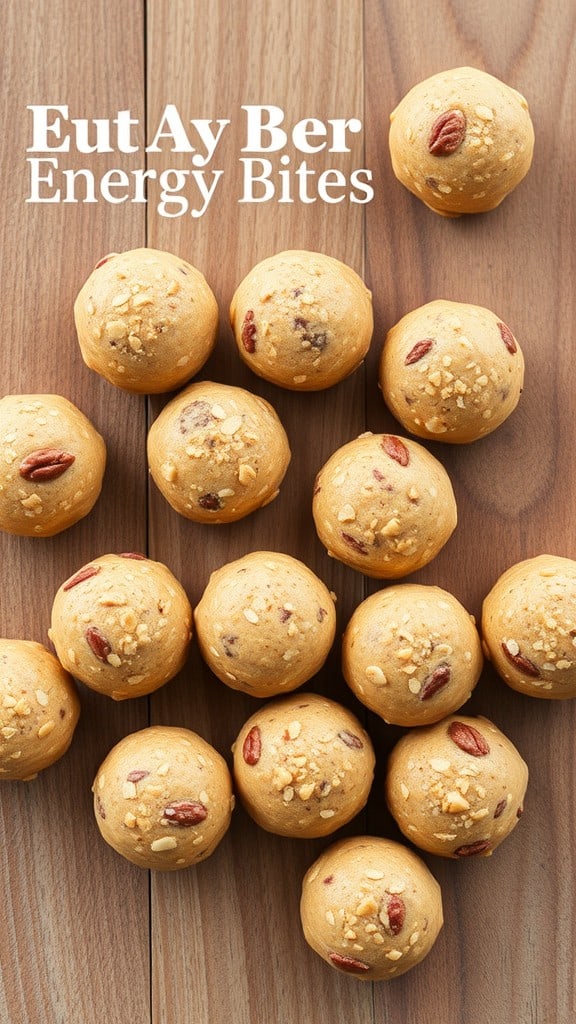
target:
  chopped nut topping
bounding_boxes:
[151,837,178,852]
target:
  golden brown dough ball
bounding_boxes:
[147,380,291,523]
[312,433,457,579]
[385,715,528,859]
[482,554,576,699]
[389,66,534,216]
[50,553,192,700]
[300,836,443,980]
[194,551,336,697]
[229,250,373,390]
[233,693,375,838]
[343,584,482,726]
[93,725,234,870]
[0,393,106,537]
[74,248,218,393]
[380,300,525,443]
[0,639,80,781]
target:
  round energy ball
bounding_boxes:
[147,380,291,524]
[389,66,534,216]
[50,553,192,700]
[229,250,373,390]
[74,248,218,393]
[482,554,576,699]
[380,300,525,443]
[0,639,80,781]
[233,693,375,838]
[312,433,457,579]
[342,584,482,726]
[300,836,443,980]
[194,551,336,697]
[0,393,106,537]
[385,714,528,859]
[93,725,234,870]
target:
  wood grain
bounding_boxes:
[1,1,575,1022]
[0,3,150,1024]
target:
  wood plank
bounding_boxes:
[0,2,150,1023]
[145,2,371,1022]
[365,2,576,1022]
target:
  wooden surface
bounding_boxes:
[1,1,575,1022]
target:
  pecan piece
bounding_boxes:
[420,664,451,701]
[198,492,223,511]
[454,839,491,857]
[405,338,434,365]
[428,109,467,155]
[94,252,118,269]
[19,448,75,481]
[493,798,507,819]
[498,321,517,355]
[337,730,363,750]
[63,564,101,591]
[341,532,368,555]
[242,725,261,765]
[328,952,370,974]
[178,399,214,433]
[501,641,540,678]
[381,434,409,466]
[385,894,406,936]
[294,317,328,351]
[241,310,257,353]
[85,626,112,663]
[163,800,207,826]
[448,720,490,756]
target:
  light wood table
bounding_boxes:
[1,2,574,1022]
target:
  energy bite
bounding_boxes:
[300,836,443,980]
[50,553,192,700]
[312,433,457,579]
[343,584,482,726]
[147,380,291,524]
[0,639,80,781]
[386,714,528,859]
[233,693,375,838]
[74,248,218,393]
[482,554,576,699]
[380,300,525,443]
[389,66,534,216]
[0,393,106,537]
[93,725,234,870]
[229,250,373,390]
[194,551,336,697]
